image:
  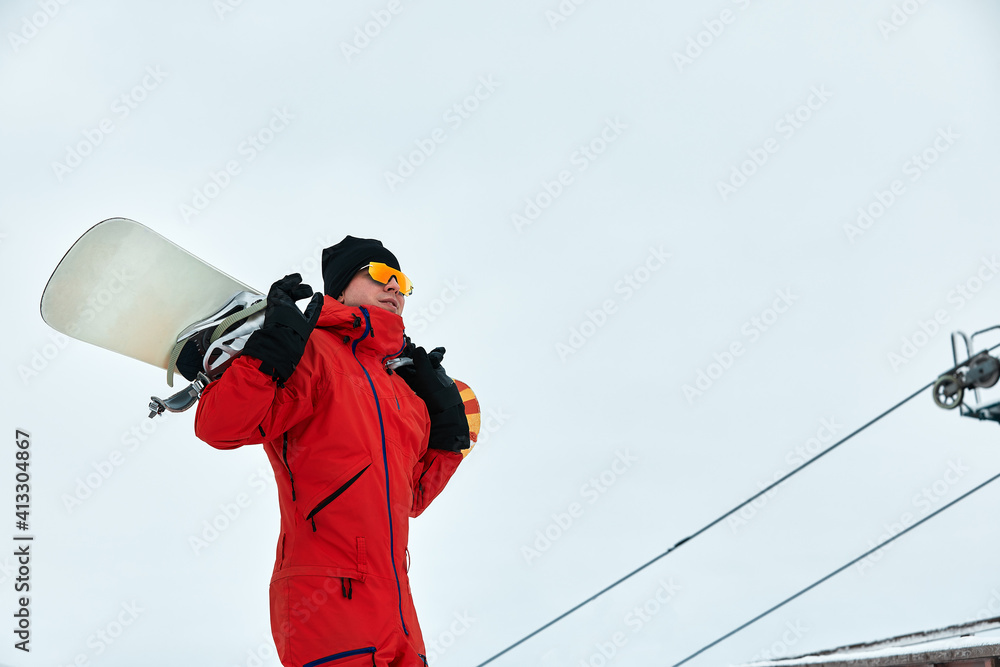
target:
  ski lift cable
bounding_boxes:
[671,466,1000,666]
[474,379,933,666]
[474,337,1000,667]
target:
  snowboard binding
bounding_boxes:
[149,290,265,418]
[148,372,213,418]
[932,327,1000,422]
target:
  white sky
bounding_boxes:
[4,1,1000,666]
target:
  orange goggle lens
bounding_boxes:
[365,262,413,295]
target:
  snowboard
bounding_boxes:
[455,379,481,457]
[40,218,481,454]
[40,217,258,372]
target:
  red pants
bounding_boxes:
[270,573,427,667]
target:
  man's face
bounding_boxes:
[337,267,406,315]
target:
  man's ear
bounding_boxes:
[336,291,346,304]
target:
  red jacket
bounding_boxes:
[195,297,463,666]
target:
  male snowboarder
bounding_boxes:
[194,236,469,667]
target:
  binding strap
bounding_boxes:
[165,299,268,387]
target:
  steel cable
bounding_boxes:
[474,378,939,666]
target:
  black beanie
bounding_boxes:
[322,235,402,298]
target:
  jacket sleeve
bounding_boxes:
[194,354,318,450]
[410,449,463,518]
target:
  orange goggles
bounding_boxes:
[362,262,413,295]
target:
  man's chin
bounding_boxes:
[374,301,400,315]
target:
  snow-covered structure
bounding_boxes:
[741,617,1000,667]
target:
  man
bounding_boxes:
[194,236,469,666]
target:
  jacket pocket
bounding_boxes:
[304,646,376,667]
[304,459,372,531]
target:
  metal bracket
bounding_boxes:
[148,372,212,418]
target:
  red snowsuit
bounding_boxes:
[195,297,463,667]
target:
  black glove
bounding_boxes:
[242,274,324,386]
[396,345,470,453]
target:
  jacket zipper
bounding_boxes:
[382,339,407,411]
[352,306,409,637]
[305,464,371,532]
[303,646,377,667]
[282,432,296,501]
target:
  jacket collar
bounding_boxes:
[316,295,407,359]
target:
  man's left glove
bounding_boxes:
[242,274,324,386]
[396,345,470,453]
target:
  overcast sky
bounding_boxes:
[4,1,1000,666]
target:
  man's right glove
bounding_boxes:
[396,345,470,453]
[242,274,324,386]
